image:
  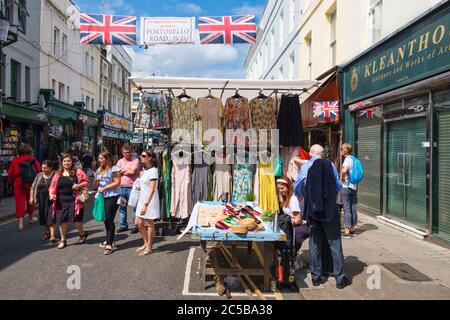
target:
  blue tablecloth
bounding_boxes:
[183,201,286,242]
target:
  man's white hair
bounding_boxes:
[310,144,324,157]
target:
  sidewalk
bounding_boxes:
[0,196,17,222]
[285,213,450,300]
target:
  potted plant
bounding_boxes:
[246,193,256,206]
[261,211,275,231]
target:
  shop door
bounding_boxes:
[385,117,427,229]
[433,89,450,242]
[357,115,382,214]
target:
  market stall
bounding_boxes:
[130,76,320,296]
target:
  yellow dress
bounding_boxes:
[258,157,279,212]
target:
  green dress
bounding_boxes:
[163,150,171,219]
[232,164,253,203]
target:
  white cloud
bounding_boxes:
[176,2,203,15]
[76,0,136,15]
[130,44,244,79]
[232,3,265,17]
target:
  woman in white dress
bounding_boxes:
[135,150,160,256]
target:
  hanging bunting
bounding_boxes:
[80,13,137,45]
[198,15,257,44]
[358,106,382,118]
[140,17,196,45]
[313,101,340,118]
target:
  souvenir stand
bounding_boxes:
[130,76,320,295]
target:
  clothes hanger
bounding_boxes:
[206,88,216,100]
[178,88,191,100]
[232,88,242,100]
[258,89,268,100]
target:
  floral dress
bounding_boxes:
[171,97,199,143]
[250,97,278,145]
[232,164,253,203]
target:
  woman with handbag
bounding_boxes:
[94,151,121,255]
[49,153,89,249]
[30,160,57,242]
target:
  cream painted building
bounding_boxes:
[245,0,442,81]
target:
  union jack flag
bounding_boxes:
[198,16,257,44]
[358,106,382,118]
[80,14,137,45]
[313,101,340,118]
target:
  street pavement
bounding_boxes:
[0,198,449,300]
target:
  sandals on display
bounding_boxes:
[78,231,89,244]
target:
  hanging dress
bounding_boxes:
[171,157,192,219]
[213,163,232,201]
[171,97,199,144]
[277,94,304,147]
[192,160,212,205]
[232,163,253,203]
[257,157,279,212]
[249,97,278,145]
[162,150,171,219]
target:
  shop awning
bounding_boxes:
[130,76,320,101]
[1,101,48,124]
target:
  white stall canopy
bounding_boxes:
[130,76,321,101]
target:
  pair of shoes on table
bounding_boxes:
[336,277,352,290]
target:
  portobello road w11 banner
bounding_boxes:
[140,17,196,45]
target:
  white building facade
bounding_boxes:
[245,0,442,81]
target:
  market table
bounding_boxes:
[180,201,286,292]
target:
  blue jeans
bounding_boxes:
[342,188,358,228]
[119,187,134,229]
[309,211,347,284]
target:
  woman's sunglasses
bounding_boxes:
[140,154,148,158]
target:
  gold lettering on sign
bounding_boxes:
[379,56,387,71]
[432,25,445,44]
[408,39,417,57]
[418,32,430,52]
[397,46,406,62]
[365,64,371,77]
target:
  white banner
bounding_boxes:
[140,17,196,45]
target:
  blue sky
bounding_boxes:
[74,0,266,78]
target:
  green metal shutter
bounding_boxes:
[435,110,450,241]
[357,117,381,214]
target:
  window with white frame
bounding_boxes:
[279,10,284,48]
[52,79,56,93]
[290,0,296,31]
[86,96,90,109]
[112,95,117,113]
[132,92,140,103]
[62,34,67,61]
[90,56,95,77]
[370,0,383,43]
[289,52,295,80]
[66,86,70,104]
[270,28,275,62]
[102,88,108,109]
[112,64,117,85]
[59,83,65,101]
[278,65,284,79]
[330,9,337,67]
[53,27,60,56]
[305,33,312,80]
[84,53,89,75]
[102,61,109,78]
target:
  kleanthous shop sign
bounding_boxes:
[342,3,450,105]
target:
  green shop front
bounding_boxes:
[77,106,100,156]
[340,1,450,242]
[98,110,134,159]
[41,89,80,163]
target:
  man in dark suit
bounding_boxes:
[294,145,351,289]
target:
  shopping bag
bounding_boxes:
[128,178,141,208]
[92,193,106,222]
